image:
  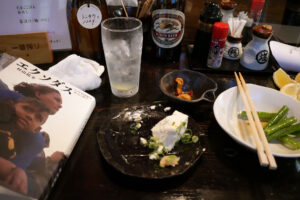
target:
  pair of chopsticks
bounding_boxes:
[234,72,277,170]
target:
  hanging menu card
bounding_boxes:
[0,0,72,50]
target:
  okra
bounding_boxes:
[264,105,289,130]
[267,123,300,141]
[264,116,297,136]
[278,135,300,150]
[238,111,276,122]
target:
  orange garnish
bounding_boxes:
[175,77,193,100]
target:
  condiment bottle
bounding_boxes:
[250,0,265,25]
[68,0,108,63]
[192,2,222,62]
[207,22,229,69]
[151,0,185,62]
[240,24,273,71]
[224,35,243,60]
[220,0,238,24]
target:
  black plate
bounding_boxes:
[97,104,205,179]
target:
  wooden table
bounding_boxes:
[46,48,300,200]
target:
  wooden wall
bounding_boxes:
[184,0,287,43]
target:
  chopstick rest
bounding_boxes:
[234,72,277,169]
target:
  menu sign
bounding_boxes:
[0,0,71,50]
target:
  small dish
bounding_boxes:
[213,84,300,157]
[160,70,218,103]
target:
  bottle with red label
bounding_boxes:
[151,0,185,62]
[68,0,108,63]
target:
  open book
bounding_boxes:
[0,58,96,199]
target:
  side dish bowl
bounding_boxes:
[213,84,300,158]
[160,70,218,103]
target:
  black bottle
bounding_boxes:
[192,2,222,62]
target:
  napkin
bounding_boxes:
[47,54,105,91]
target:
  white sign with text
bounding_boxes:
[0,0,71,50]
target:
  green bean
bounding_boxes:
[264,117,297,136]
[267,123,300,141]
[238,111,276,122]
[264,105,289,130]
[278,135,300,150]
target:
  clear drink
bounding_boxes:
[101,17,143,98]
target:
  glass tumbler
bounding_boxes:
[101,17,143,98]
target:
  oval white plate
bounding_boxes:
[213,84,300,157]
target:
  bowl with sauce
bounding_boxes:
[160,69,218,103]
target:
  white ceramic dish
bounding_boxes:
[213,84,300,157]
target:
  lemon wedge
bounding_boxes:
[295,72,300,83]
[280,83,300,100]
[273,68,296,89]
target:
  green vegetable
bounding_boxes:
[278,135,300,150]
[264,116,297,136]
[267,123,300,141]
[264,105,289,130]
[181,133,192,144]
[238,111,277,122]
[149,141,158,149]
[192,135,199,143]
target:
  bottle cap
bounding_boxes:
[252,24,273,39]
[212,22,229,39]
[200,2,223,24]
[220,0,238,10]
[251,0,265,11]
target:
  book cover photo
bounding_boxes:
[0,58,96,199]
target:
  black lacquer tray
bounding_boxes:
[97,104,205,179]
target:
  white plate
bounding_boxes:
[213,84,300,157]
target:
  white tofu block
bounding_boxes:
[151,110,188,151]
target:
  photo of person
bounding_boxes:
[0,83,66,197]
[0,96,50,195]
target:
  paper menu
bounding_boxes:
[0,0,71,50]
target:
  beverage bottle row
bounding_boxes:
[68,0,186,63]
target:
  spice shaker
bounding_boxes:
[240,24,273,71]
[192,2,222,62]
[207,22,229,69]
[220,0,237,24]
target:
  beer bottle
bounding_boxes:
[68,0,108,63]
[151,0,185,62]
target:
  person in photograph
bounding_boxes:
[14,82,62,115]
[0,97,50,195]
[0,84,62,169]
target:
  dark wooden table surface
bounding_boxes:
[46,48,300,200]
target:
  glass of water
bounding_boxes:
[101,17,143,98]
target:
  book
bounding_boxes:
[0,58,96,199]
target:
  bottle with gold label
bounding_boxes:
[68,0,108,63]
[151,0,185,62]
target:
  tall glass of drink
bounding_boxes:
[101,17,143,98]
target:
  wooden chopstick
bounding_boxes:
[234,72,269,167]
[238,72,277,170]
[120,0,128,17]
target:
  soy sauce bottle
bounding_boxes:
[68,0,108,63]
[192,2,222,63]
[151,0,186,62]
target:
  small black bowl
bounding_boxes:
[160,69,218,103]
